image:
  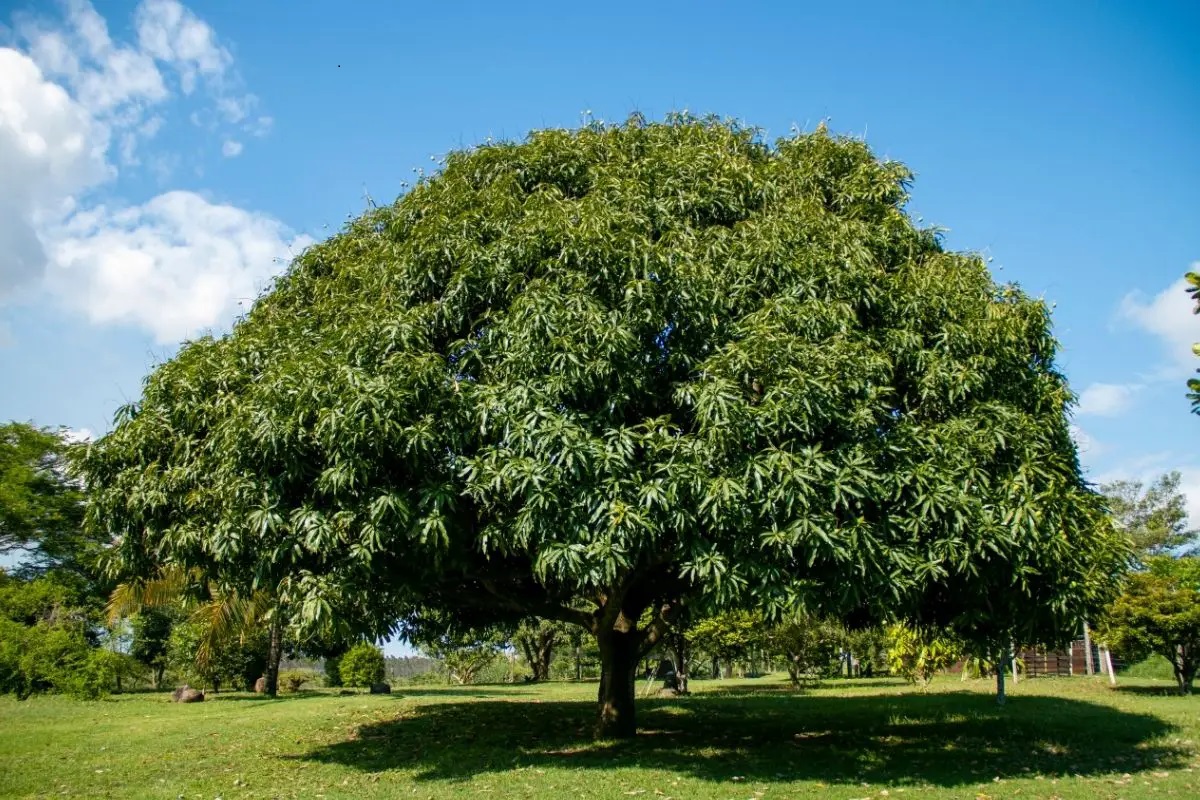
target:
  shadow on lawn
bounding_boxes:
[297,688,1186,787]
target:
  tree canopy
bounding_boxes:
[1102,472,1198,559]
[0,423,93,581]
[82,115,1128,736]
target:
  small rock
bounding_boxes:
[172,685,205,703]
[254,677,267,693]
[369,682,391,694]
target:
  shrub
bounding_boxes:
[340,643,385,688]
[322,655,342,687]
[279,669,317,693]
[886,624,962,687]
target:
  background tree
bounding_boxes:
[769,615,845,687]
[1099,556,1200,695]
[129,608,177,689]
[165,618,267,692]
[83,116,1128,737]
[1186,271,1199,413]
[1,423,89,577]
[1102,472,1198,558]
[339,642,386,688]
[687,610,764,679]
[0,569,122,699]
[886,624,962,689]
[513,618,567,681]
[415,626,506,685]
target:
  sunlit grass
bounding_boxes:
[0,674,1196,799]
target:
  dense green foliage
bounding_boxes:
[1100,556,1200,694]
[82,115,1127,735]
[340,642,385,687]
[770,615,845,686]
[0,571,122,699]
[128,607,175,688]
[886,624,963,687]
[686,610,763,676]
[166,618,267,692]
[0,423,93,579]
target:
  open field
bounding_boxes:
[1,675,1196,799]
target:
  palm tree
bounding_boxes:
[107,566,286,695]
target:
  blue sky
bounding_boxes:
[1,1,1197,561]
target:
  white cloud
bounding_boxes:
[134,0,231,94]
[1076,382,1139,417]
[0,48,111,296]
[62,427,95,443]
[1118,271,1200,375]
[46,191,311,343]
[20,0,167,116]
[1069,424,1106,458]
[0,1,299,342]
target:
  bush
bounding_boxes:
[886,624,962,687]
[279,669,317,693]
[166,621,268,692]
[322,655,343,687]
[340,643,385,688]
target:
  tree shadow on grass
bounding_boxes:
[1112,684,1191,698]
[295,690,1186,787]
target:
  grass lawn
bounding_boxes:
[0,674,1196,799]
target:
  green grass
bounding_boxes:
[0,675,1196,799]
[1121,654,1178,682]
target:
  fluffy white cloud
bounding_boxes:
[1,1,298,343]
[134,0,232,94]
[1076,382,1139,417]
[1119,271,1200,374]
[0,48,111,296]
[20,0,167,115]
[46,191,311,343]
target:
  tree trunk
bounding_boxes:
[154,664,165,690]
[671,637,689,694]
[723,660,733,679]
[711,654,720,679]
[537,638,555,682]
[520,640,539,680]
[1174,644,1194,695]
[596,628,639,738]
[996,648,1007,706]
[264,619,283,697]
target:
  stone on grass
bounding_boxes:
[172,685,204,703]
[369,682,391,694]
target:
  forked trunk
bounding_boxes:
[264,619,283,697]
[596,628,640,738]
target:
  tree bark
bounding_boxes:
[596,628,639,738]
[995,647,1007,706]
[264,619,283,697]
[534,630,555,682]
[671,638,689,694]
